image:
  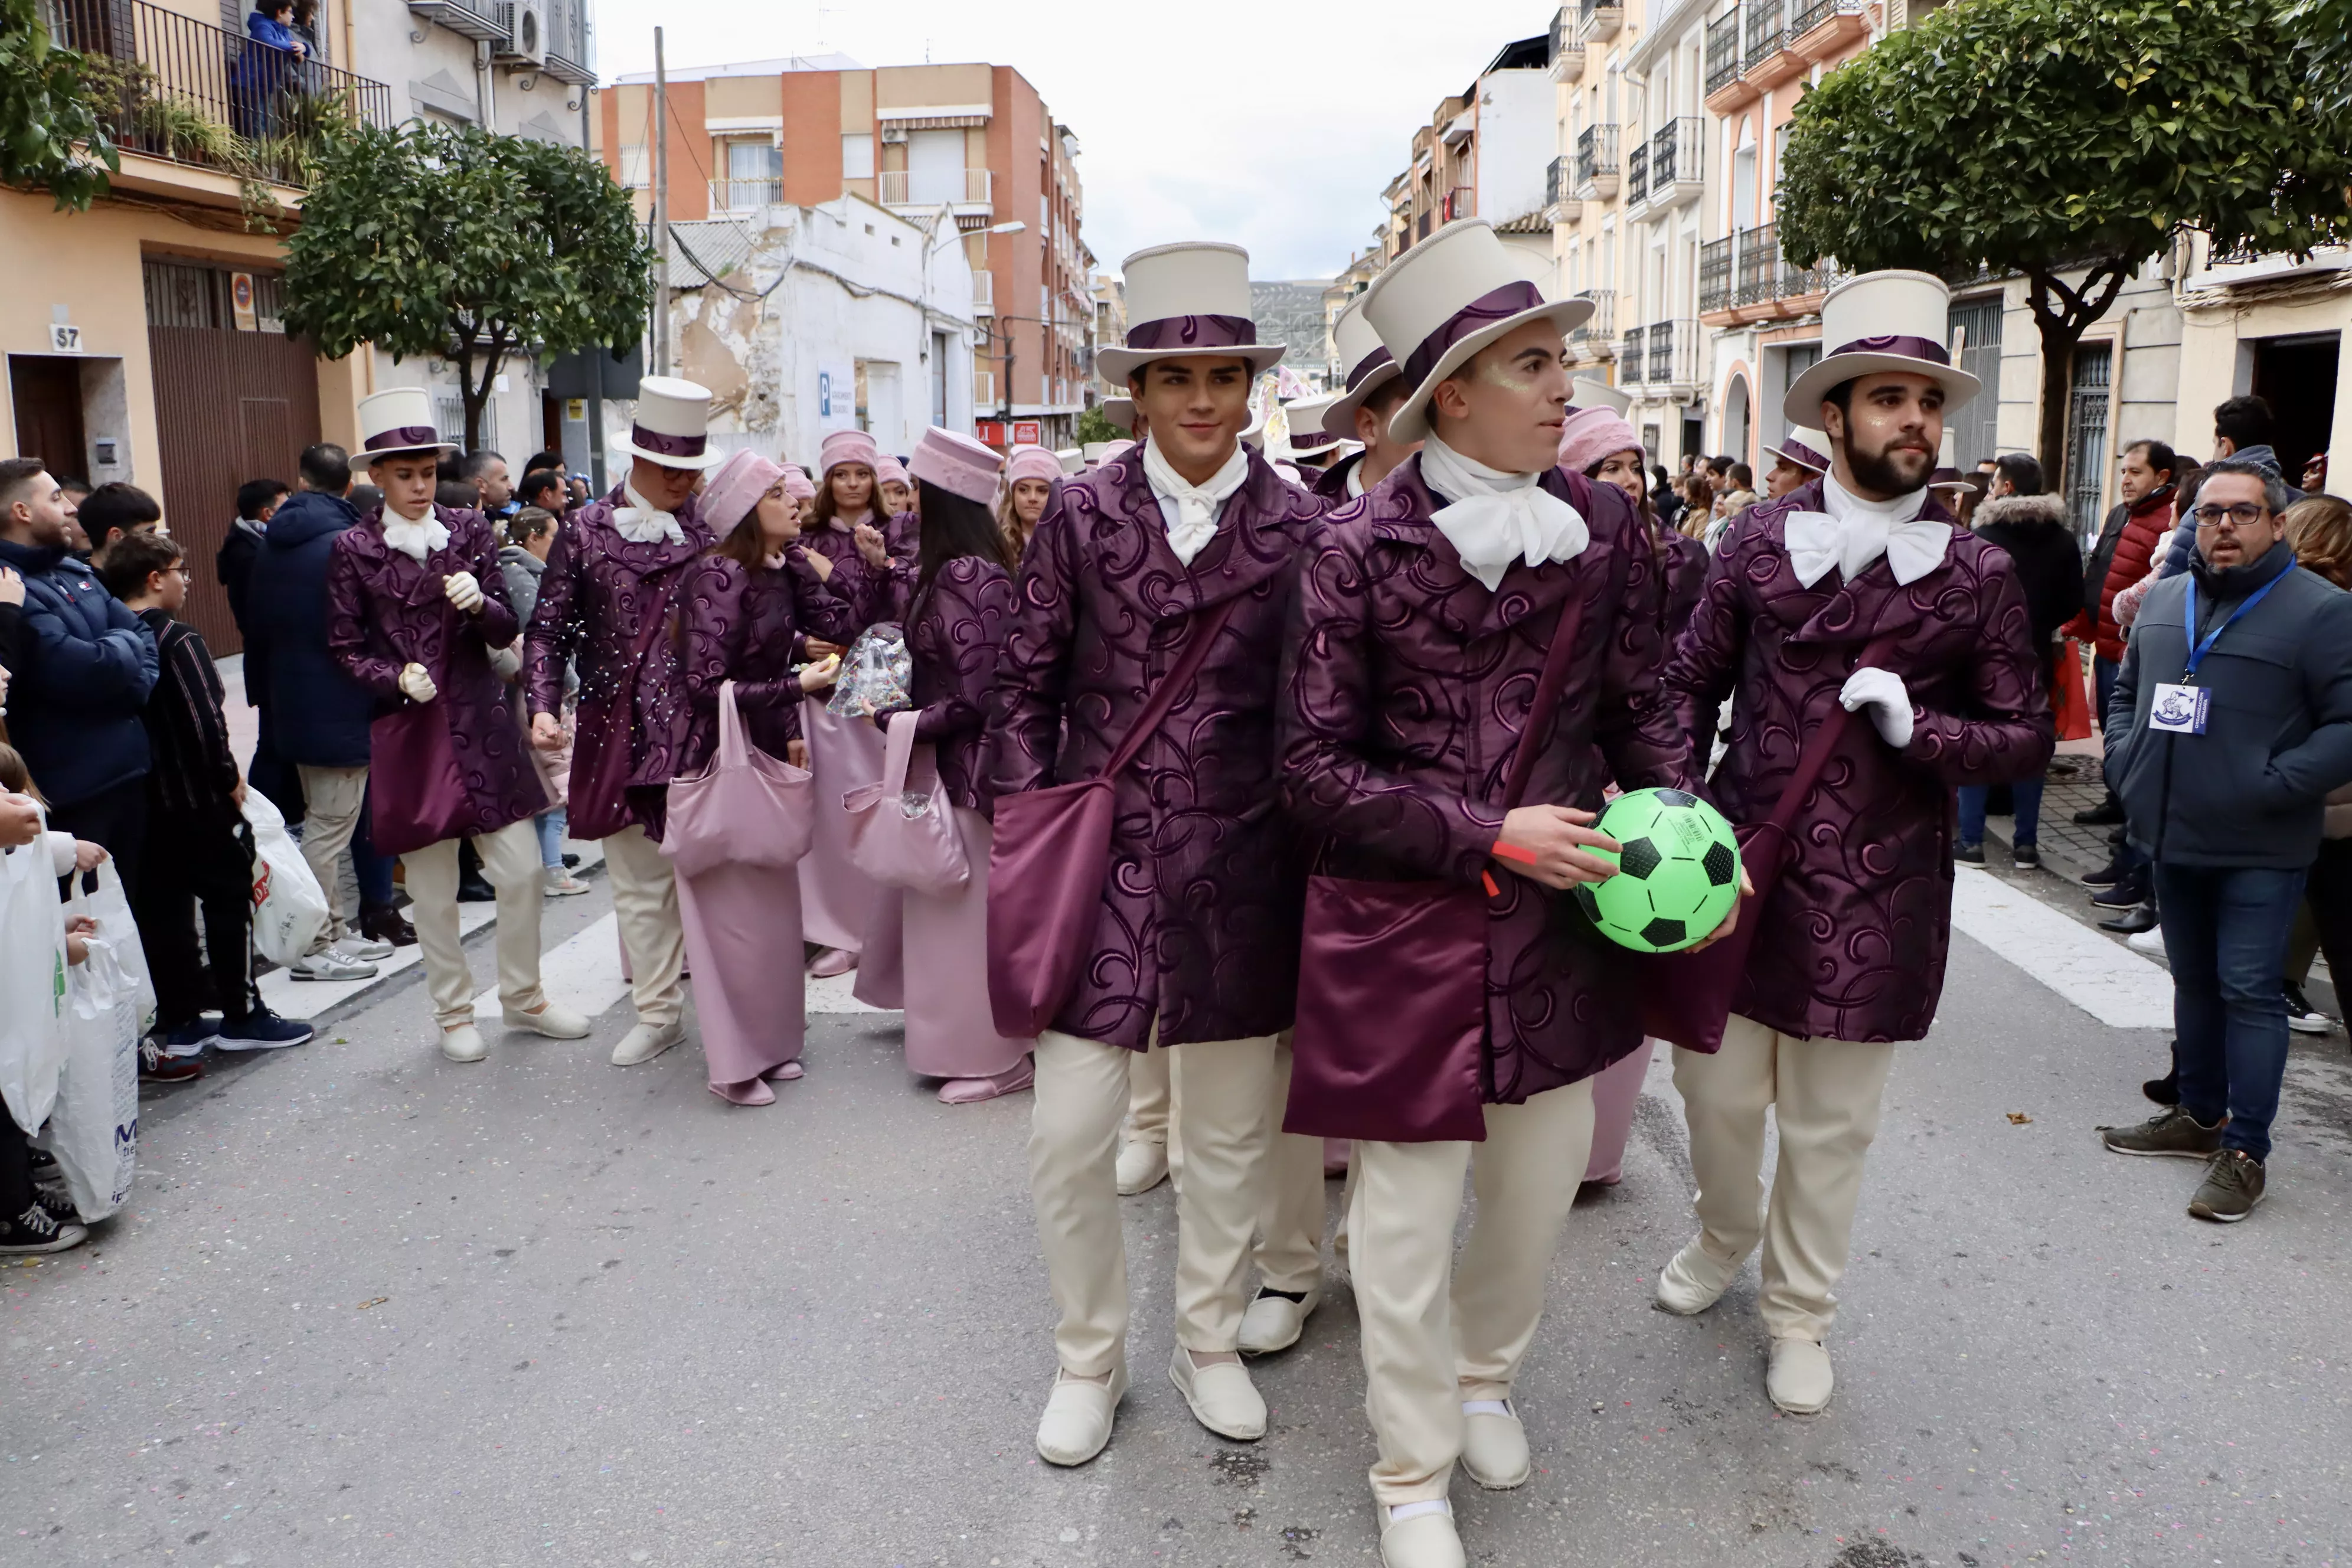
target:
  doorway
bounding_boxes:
[2250,332,2340,488]
[9,358,89,482]
[1724,373,1752,468]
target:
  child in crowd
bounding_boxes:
[97,530,312,1077]
[498,506,587,896]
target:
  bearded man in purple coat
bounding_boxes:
[326,388,591,1064]
[1658,271,2053,1416]
[987,241,1325,1469]
[525,377,726,1070]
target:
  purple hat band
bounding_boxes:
[365,426,443,453]
[1400,280,1547,390]
[1773,437,1830,470]
[1827,334,1951,366]
[631,426,708,459]
[1342,345,1396,395]
[1123,313,1259,353]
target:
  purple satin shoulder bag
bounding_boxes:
[986,594,1242,1040]
[1282,589,1586,1145]
[662,680,815,879]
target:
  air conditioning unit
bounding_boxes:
[495,0,547,65]
[879,126,909,145]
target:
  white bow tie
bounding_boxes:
[1783,473,1949,588]
[614,485,685,545]
[1416,437,1589,591]
[1142,436,1249,566]
[381,514,449,562]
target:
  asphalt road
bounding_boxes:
[6,866,2351,1568]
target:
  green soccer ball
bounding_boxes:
[1572,787,1742,953]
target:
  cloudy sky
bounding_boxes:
[590,0,1558,282]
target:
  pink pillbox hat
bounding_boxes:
[780,463,816,501]
[818,429,881,479]
[875,453,910,489]
[1557,406,1643,477]
[906,426,1005,507]
[1004,444,1063,488]
[701,449,784,537]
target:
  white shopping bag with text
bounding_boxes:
[33,934,141,1220]
[242,790,328,966]
[73,860,154,1036]
[0,831,70,1136]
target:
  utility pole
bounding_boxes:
[651,27,671,377]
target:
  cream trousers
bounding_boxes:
[1256,1033,1335,1294]
[1123,1042,1184,1183]
[1351,1079,1594,1506]
[600,824,686,1030]
[1030,1027,1278,1376]
[1672,1013,1897,1342]
[401,819,547,1030]
[295,763,367,948]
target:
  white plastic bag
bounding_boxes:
[73,860,155,1035]
[242,790,328,966]
[0,830,70,1136]
[33,935,140,1221]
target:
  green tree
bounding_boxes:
[284,120,652,449]
[2283,0,2352,115]
[1,0,117,208]
[1075,404,1123,446]
[1778,0,2352,485]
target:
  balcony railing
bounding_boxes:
[1442,185,1476,222]
[1706,7,1745,95]
[1547,155,1570,208]
[707,177,779,211]
[1624,141,1649,206]
[1736,223,1780,305]
[973,370,996,408]
[1549,5,1585,77]
[1619,323,1645,379]
[1574,123,1619,192]
[1745,0,1788,64]
[48,0,393,189]
[1699,236,1734,315]
[971,272,994,312]
[1650,116,1703,197]
[878,166,994,208]
[1578,0,1624,40]
[1794,0,1864,37]
[1647,319,1698,386]
[1570,288,1616,347]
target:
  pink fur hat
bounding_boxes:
[700,449,784,536]
[1557,406,1642,476]
[818,429,880,479]
[906,426,1005,507]
[780,463,816,501]
[875,453,910,489]
[1004,445,1063,488]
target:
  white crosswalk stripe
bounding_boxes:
[1948,864,2174,1028]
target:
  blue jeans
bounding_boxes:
[2153,863,2307,1161]
[352,785,396,910]
[534,808,567,870]
[1956,778,2044,848]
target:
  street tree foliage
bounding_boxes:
[285,120,652,450]
[1075,404,1125,446]
[2282,0,2352,115]
[1778,0,2352,484]
[0,0,117,208]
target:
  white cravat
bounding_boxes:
[613,481,685,546]
[1142,436,1249,566]
[1784,472,1951,588]
[1345,462,1366,499]
[380,509,448,562]
[1416,436,1589,592]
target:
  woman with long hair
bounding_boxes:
[873,429,1035,1103]
[802,430,897,629]
[998,444,1060,558]
[876,452,917,559]
[672,450,855,1103]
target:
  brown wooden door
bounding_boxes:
[9,358,90,484]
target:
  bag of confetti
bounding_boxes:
[825,622,914,719]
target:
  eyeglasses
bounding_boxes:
[2193,503,2269,529]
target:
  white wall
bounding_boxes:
[1476,69,1557,226]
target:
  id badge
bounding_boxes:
[2148,682,2210,735]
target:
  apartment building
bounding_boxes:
[597,55,1093,446]
[1379,37,1557,274]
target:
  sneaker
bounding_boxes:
[2187,1149,2266,1223]
[214,1008,315,1051]
[360,904,417,948]
[338,932,396,962]
[2126,925,2167,956]
[2074,795,2126,826]
[290,947,380,982]
[2102,1104,2225,1159]
[2012,842,2041,870]
[138,1037,205,1083]
[1956,841,1985,865]
[0,1202,87,1256]
[543,867,591,897]
[2285,981,2331,1035]
[27,1148,72,1213]
[157,1019,218,1055]
[2090,878,2147,909]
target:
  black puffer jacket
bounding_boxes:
[1972,493,2085,675]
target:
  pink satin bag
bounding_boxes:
[841,710,970,896]
[661,680,815,880]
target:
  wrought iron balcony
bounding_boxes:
[1573,123,1619,198]
[1625,141,1649,207]
[1648,117,1704,207]
[1647,319,1698,387]
[1706,7,1745,96]
[1579,0,1624,41]
[1793,0,1865,38]
[1745,0,1788,65]
[1699,236,1734,315]
[1619,323,1646,381]
[1549,5,1586,78]
[1570,288,1616,349]
[48,0,393,190]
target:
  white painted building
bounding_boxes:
[654,195,981,465]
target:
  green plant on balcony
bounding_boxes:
[72,50,322,226]
[0,0,119,208]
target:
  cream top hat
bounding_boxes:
[1781,269,1982,424]
[1928,427,1972,491]
[615,375,724,471]
[1283,393,1341,451]
[1319,295,1402,439]
[1570,375,1633,417]
[1096,242,1285,385]
[355,387,458,464]
[1764,425,1832,472]
[1361,218,1594,445]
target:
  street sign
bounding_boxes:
[1012,420,1042,446]
[975,420,1006,447]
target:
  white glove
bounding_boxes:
[397,662,438,704]
[1838,666,1914,749]
[443,570,485,613]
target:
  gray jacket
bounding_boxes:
[2106,540,2352,868]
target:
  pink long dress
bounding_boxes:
[1583,1037,1656,1184]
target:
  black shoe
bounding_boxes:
[2098,903,2159,935]
[2107,824,2127,845]
[360,903,417,948]
[214,1007,315,1052]
[2013,842,2041,869]
[2080,852,2129,888]
[0,1202,87,1255]
[2090,877,2148,909]
[2074,795,2126,826]
[26,1147,72,1214]
[456,875,496,904]
[561,852,581,869]
[1956,841,1986,865]
[2285,981,2332,1036]
[2144,1066,2181,1106]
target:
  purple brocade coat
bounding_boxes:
[325,504,547,837]
[525,484,713,840]
[1311,452,1363,504]
[1279,456,1699,1102]
[1661,527,1709,642]
[904,556,1016,812]
[801,514,894,632]
[986,446,1328,1050]
[1662,478,2055,1044]
[677,549,860,773]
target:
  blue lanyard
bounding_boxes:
[2181,571,2285,681]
